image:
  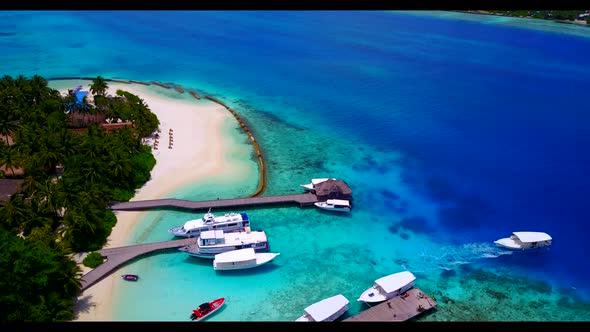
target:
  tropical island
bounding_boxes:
[0,75,159,321]
[462,10,590,26]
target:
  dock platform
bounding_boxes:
[78,238,196,292]
[108,193,318,211]
[344,288,436,322]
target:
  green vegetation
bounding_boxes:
[0,74,160,321]
[0,226,81,321]
[485,10,590,24]
[82,252,105,268]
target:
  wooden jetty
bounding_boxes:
[344,288,436,322]
[79,237,196,292]
[109,193,318,211]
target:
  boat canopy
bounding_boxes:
[304,294,349,322]
[513,232,552,243]
[214,248,256,263]
[311,178,333,185]
[375,271,416,294]
[201,230,224,240]
[326,199,350,206]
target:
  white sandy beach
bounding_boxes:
[58,81,241,321]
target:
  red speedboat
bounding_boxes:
[190,298,225,321]
[122,274,139,281]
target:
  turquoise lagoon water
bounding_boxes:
[2,11,590,321]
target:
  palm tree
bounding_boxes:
[0,195,31,233]
[54,178,82,216]
[36,143,62,175]
[33,177,61,219]
[0,115,17,145]
[107,148,133,181]
[56,130,80,161]
[90,76,108,97]
[55,253,83,297]
[0,144,23,177]
[21,175,40,197]
[64,208,98,239]
[29,75,50,105]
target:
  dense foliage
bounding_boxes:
[82,252,105,268]
[0,226,82,322]
[0,75,159,321]
[486,10,590,23]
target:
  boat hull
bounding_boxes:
[122,274,139,281]
[494,238,551,250]
[181,245,270,259]
[168,212,250,238]
[296,295,349,322]
[214,252,279,271]
[191,298,225,321]
[357,287,388,303]
[314,203,351,212]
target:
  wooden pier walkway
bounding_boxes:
[109,193,318,211]
[79,237,196,292]
[344,288,437,322]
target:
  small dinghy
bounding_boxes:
[122,274,139,281]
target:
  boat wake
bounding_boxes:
[400,242,513,273]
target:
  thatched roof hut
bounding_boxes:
[0,179,24,205]
[314,179,352,200]
[67,112,107,128]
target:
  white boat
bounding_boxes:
[178,227,270,259]
[357,271,415,303]
[300,178,336,191]
[494,231,552,250]
[168,209,250,238]
[314,199,351,212]
[295,294,349,322]
[213,248,280,271]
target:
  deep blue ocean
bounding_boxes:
[1,11,590,321]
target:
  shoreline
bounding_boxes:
[50,80,243,321]
[455,10,589,27]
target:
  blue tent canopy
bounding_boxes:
[75,90,88,104]
[65,86,89,113]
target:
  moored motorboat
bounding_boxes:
[494,231,552,250]
[357,271,415,303]
[296,294,349,322]
[213,248,280,271]
[190,297,225,321]
[168,208,250,238]
[178,227,270,259]
[122,274,139,281]
[314,199,351,212]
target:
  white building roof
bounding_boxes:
[513,232,552,243]
[304,294,349,322]
[326,199,350,206]
[214,248,256,263]
[375,271,415,293]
